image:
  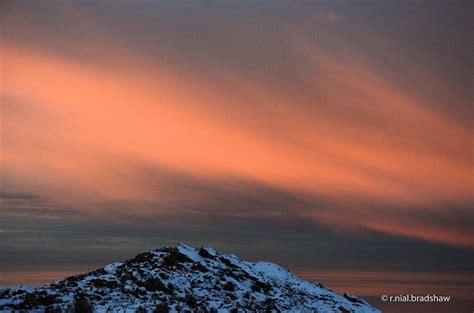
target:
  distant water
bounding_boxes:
[1,270,472,312]
[0,270,88,286]
[297,271,474,313]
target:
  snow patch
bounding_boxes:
[0,244,380,313]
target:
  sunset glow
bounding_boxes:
[1,2,472,311]
[1,39,471,247]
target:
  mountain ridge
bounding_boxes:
[0,243,379,312]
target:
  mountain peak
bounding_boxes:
[0,244,379,312]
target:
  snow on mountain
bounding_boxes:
[0,244,379,312]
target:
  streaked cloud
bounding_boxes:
[0,0,472,269]
[1,37,471,248]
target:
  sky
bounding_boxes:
[0,0,472,293]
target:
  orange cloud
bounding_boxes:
[1,40,471,247]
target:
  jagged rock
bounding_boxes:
[0,244,379,312]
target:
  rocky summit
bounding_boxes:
[0,244,379,312]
